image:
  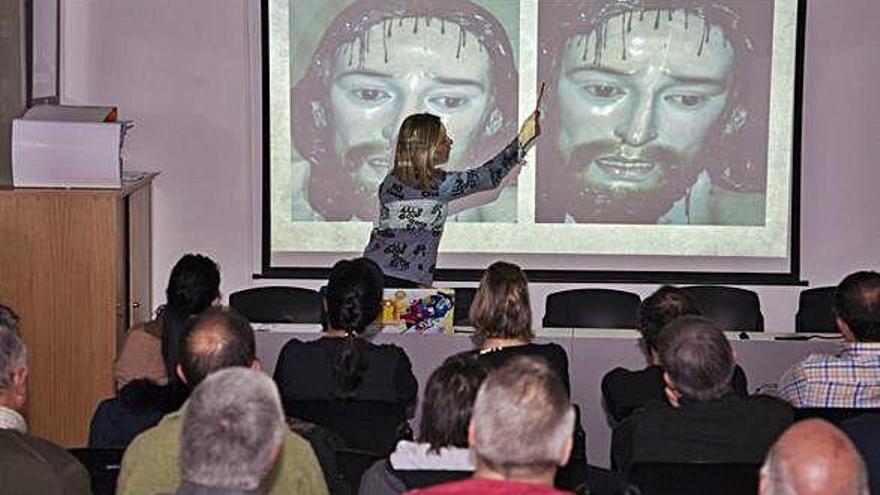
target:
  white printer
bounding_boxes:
[11,105,129,188]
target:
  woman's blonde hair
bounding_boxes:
[392,113,445,191]
[469,261,534,344]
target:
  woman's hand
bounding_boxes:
[518,82,545,150]
[518,109,541,150]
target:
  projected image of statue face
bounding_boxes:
[329,21,493,201]
[559,13,732,222]
[537,2,767,225]
[292,1,518,222]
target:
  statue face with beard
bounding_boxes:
[544,8,734,223]
[320,17,497,221]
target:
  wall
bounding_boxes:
[61,0,880,331]
[0,0,26,185]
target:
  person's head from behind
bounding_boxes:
[180,368,284,492]
[418,353,487,452]
[178,308,257,389]
[325,257,384,335]
[834,271,880,343]
[760,419,869,495]
[470,356,574,484]
[392,113,451,191]
[162,254,221,384]
[638,286,702,361]
[470,261,533,346]
[293,0,518,220]
[325,257,384,397]
[657,315,734,405]
[0,305,26,414]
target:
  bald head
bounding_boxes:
[761,419,868,495]
[179,308,257,388]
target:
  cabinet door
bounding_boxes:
[128,184,152,326]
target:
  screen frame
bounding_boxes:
[259,0,807,285]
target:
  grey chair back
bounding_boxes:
[681,286,764,332]
[229,286,322,323]
[542,289,641,328]
[795,286,837,333]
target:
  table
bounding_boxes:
[254,325,840,468]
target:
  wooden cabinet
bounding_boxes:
[0,176,154,446]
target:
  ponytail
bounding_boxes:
[325,258,384,398]
[333,332,366,399]
[160,305,190,385]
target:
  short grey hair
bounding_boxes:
[180,368,284,490]
[472,356,575,471]
[0,305,26,393]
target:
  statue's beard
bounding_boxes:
[559,140,703,224]
[307,142,387,221]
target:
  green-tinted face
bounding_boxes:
[329,18,492,196]
[556,10,733,218]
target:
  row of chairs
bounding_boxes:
[230,285,838,333]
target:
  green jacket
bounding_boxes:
[117,408,329,495]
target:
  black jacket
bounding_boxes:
[602,364,749,424]
[611,393,792,472]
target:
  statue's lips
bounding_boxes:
[594,156,658,182]
[356,156,391,189]
[366,157,390,170]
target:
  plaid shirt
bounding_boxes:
[779,342,880,408]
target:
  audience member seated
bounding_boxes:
[411,356,575,495]
[359,353,486,495]
[273,258,418,453]
[0,304,91,495]
[174,368,284,495]
[612,316,792,472]
[466,261,569,392]
[88,378,186,448]
[118,308,328,495]
[462,261,586,488]
[760,419,869,495]
[93,254,219,449]
[779,271,880,408]
[115,253,221,388]
[602,286,749,424]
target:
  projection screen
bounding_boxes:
[263,0,804,282]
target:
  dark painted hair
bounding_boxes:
[835,271,880,342]
[161,254,221,385]
[325,257,384,398]
[418,353,488,451]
